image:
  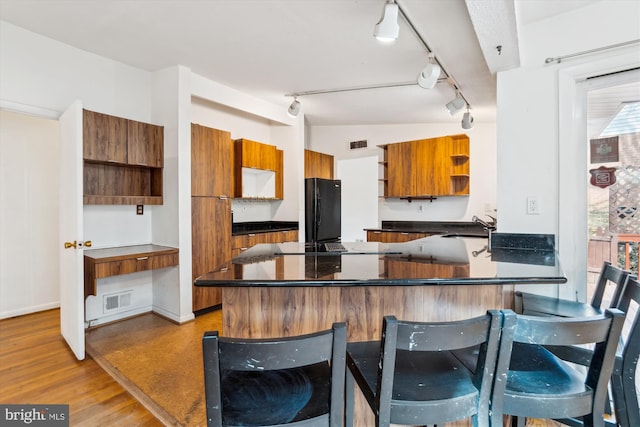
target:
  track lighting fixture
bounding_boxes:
[287,98,300,118]
[417,54,441,89]
[461,107,474,130]
[374,0,399,43]
[286,2,476,126]
[446,93,466,116]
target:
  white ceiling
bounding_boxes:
[0,0,623,126]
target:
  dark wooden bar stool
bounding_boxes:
[490,309,625,427]
[344,311,503,427]
[202,323,347,427]
[515,261,630,317]
[545,275,640,427]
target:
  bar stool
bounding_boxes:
[544,275,640,427]
[515,261,630,317]
[202,323,346,427]
[490,309,625,427]
[345,311,503,427]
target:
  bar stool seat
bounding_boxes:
[345,311,503,427]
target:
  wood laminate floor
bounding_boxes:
[0,309,161,426]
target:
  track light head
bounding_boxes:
[417,56,441,89]
[288,98,301,118]
[374,1,399,43]
[446,94,465,115]
[461,108,474,130]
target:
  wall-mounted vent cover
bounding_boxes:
[350,140,367,150]
[104,291,132,313]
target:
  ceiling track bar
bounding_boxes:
[545,39,640,64]
[287,80,447,97]
[395,0,469,106]
[286,0,470,108]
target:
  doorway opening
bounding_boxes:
[586,74,639,306]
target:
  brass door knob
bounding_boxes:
[64,240,92,249]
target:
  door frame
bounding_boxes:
[557,47,640,301]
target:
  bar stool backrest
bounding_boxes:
[202,323,347,427]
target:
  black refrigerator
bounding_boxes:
[305,178,341,244]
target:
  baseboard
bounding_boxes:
[0,302,60,320]
[152,306,195,324]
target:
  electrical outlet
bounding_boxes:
[527,197,540,215]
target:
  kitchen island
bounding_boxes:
[195,235,565,427]
[195,235,564,340]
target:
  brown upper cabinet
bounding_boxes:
[380,134,469,198]
[234,138,283,199]
[83,109,163,167]
[304,149,334,179]
[83,109,127,163]
[191,124,233,197]
[82,109,164,205]
[235,138,277,171]
[127,120,164,167]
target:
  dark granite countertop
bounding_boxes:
[232,221,299,236]
[364,221,488,236]
[195,234,565,287]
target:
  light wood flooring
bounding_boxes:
[0,309,161,426]
[2,308,570,427]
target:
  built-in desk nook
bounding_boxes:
[195,234,564,427]
[84,244,179,299]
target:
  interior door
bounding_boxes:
[59,100,85,360]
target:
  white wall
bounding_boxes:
[0,111,60,318]
[0,21,161,323]
[497,0,640,299]
[0,22,304,321]
[337,157,379,242]
[308,122,497,224]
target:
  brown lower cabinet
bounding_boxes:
[232,230,299,257]
[366,230,431,243]
[191,197,231,312]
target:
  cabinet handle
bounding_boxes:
[248,233,255,237]
[136,256,149,261]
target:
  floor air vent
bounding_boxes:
[104,291,132,313]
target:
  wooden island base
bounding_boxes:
[221,284,507,427]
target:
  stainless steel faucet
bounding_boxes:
[472,215,496,251]
[472,215,496,230]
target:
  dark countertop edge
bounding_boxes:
[194,277,567,287]
[232,221,299,235]
[364,221,487,234]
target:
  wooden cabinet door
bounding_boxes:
[127,120,163,167]
[367,230,428,242]
[236,139,277,170]
[275,149,284,199]
[192,197,231,311]
[83,109,127,163]
[386,141,417,197]
[191,124,232,197]
[305,149,334,179]
[416,138,450,196]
